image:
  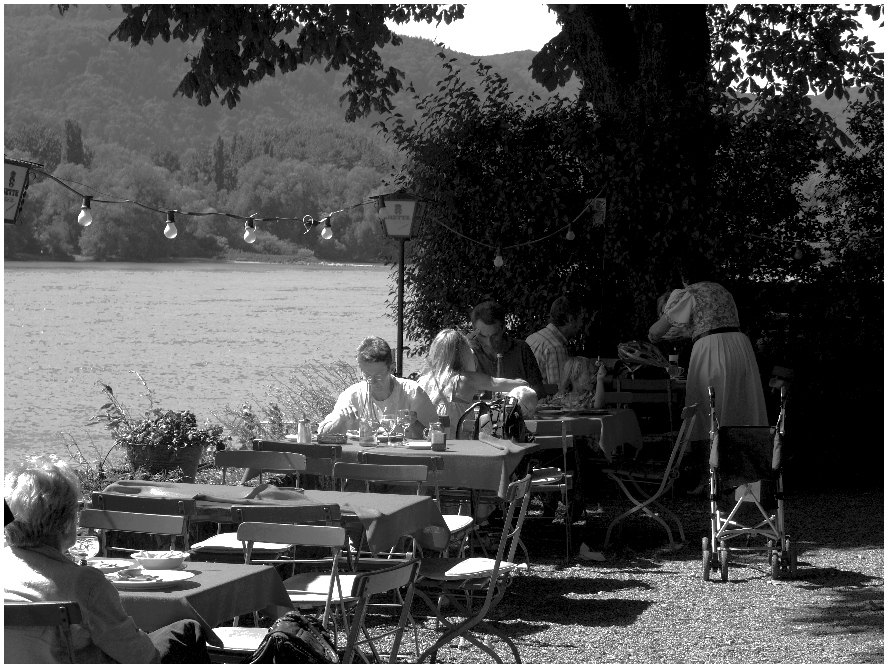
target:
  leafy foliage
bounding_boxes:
[97,4,464,120]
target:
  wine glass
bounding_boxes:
[69,535,100,566]
[380,410,397,442]
[397,409,412,441]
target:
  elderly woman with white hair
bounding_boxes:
[4,455,210,663]
[418,328,535,439]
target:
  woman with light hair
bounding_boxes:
[418,328,534,438]
[4,455,210,663]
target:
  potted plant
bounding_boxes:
[89,372,227,483]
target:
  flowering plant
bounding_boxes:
[89,372,227,475]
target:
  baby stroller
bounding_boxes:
[702,381,794,582]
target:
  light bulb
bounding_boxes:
[793,247,804,260]
[378,205,389,219]
[321,220,333,239]
[77,196,92,227]
[493,250,504,268]
[565,227,575,241]
[243,220,257,244]
[163,211,177,239]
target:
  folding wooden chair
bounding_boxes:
[413,475,532,664]
[358,452,475,558]
[524,418,579,563]
[214,449,307,485]
[78,509,188,557]
[89,493,198,550]
[4,600,83,663]
[602,404,698,550]
[340,559,422,663]
[251,440,343,489]
[332,462,431,569]
[611,378,682,445]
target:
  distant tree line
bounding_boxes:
[4,117,401,262]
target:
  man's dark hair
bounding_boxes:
[470,299,506,327]
[549,295,583,326]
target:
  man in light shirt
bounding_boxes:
[526,295,587,387]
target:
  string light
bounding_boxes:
[493,247,504,268]
[163,211,177,239]
[793,246,804,260]
[77,196,92,227]
[243,218,257,244]
[565,226,575,241]
[321,218,333,240]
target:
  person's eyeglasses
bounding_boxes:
[361,372,389,382]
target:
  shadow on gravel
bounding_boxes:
[493,574,652,630]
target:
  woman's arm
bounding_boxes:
[459,370,527,396]
[648,315,673,344]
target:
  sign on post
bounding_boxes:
[5,158,42,225]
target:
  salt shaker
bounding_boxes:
[296,415,312,443]
[429,421,446,451]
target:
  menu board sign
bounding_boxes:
[5,159,40,225]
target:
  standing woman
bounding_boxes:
[648,252,768,490]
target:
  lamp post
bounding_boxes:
[375,191,428,377]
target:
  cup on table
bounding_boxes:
[667,365,685,379]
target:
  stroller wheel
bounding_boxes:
[718,544,729,582]
[787,538,798,578]
[702,537,711,581]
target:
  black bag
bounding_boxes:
[246,611,338,664]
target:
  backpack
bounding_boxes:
[246,611,338,664]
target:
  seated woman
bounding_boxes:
[418,329,533,439]
[4,455,210,664]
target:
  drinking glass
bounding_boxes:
[69,535,100,565]
[397,409,412,440]
[380,410,397,442]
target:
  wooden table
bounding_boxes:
[99,480,450,553]
[525,408,643,461]
[115,561,291,646]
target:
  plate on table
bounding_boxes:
[535,408,566,417]
[87,558,134,573]
[284,434,300,441]
[106,570,195,590]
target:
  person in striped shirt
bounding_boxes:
[526,295,587,387]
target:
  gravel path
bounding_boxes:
[403,488,883,663]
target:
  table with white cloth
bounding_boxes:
[525,407,644,461]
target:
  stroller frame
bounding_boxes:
[702,382,796,582]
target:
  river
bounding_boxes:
[4,261,425,468]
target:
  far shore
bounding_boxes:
[4,254,385,268]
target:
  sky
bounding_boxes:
[387,3,885,57]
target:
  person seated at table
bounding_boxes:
[467,297,545,398]
[557,356,605,407]
[526,295,588,387]
[318,335,438,438]
[418,328,532,438]
[4,455,211,664]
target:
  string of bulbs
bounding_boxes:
[21,164,875,267]
[25,167,606,265]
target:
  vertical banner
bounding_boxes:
[5,158,41,225]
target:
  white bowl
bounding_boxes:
[132,551,187,570]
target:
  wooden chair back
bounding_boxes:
[230,504,341,526]
[341,559,421,663]
[78,509,188,556]
[253,440,342,477]
[214,450,307,484]
[4,601,83,663]
[332,462,429,493]
[90,493,197,517]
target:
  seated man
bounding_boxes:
[526,295,587,387]
[4,455,210,664]
[318,335,437,439]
